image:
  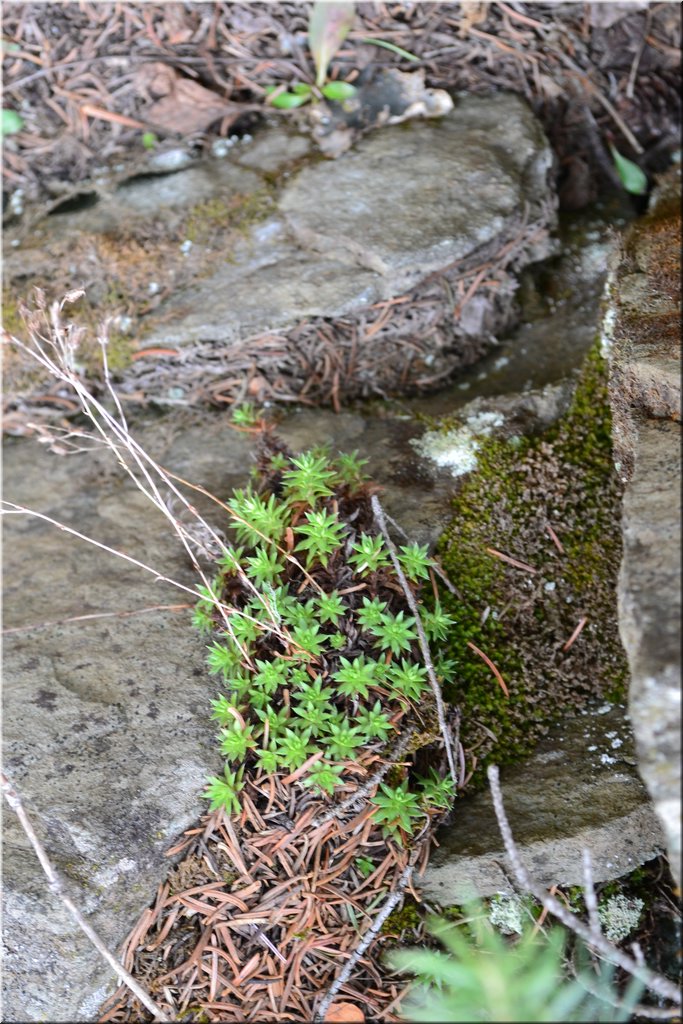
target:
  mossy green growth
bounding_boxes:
[183,187,275,246]
[1,286,24,335]
[381,896,423,936]
[435,342,627,785]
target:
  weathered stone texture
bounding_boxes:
[607,164,682,885]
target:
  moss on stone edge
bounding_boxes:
[435,342,627,785]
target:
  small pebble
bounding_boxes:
[211,138,234,158]
[149,148,193,173]
[114,315,133,334]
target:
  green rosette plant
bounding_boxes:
[195,430,454,844]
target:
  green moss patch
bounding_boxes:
[436,343,627,783]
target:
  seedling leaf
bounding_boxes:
[268,91,312,109]
[321,81,357,101]
[309,1,355,89]
[609,144,647,196]
[2,109,24,135]
[360,36,420,62]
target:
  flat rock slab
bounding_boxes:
[2,433,241,1021]
[5,94,555,409]
[420,705,665,901]
[607,165,682,885]
[0,404,485,1021]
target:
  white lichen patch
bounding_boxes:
[412,410,504,477]
[488,891,526,935]
[598,894,644,943]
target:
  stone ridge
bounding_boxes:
[607,164,682,886]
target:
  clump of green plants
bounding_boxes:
[195,432,454,841]
[391,912,643,1022]
[265,1,418,109]
[265,2,358,109]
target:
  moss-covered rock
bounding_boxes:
[436,343,627,783]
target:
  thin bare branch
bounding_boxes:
[582,848,603,943]
[371,494,458,787]
[2,772,170,1023]
[487,765,681,1005]
[314,862,414,1023]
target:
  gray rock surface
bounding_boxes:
[5,94,556,408]
[143,94,553,344]
[420,705,665,901]
[606,165,681,886]
[2,429,243,1022]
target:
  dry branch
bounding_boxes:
[1,772,170,1023]
[371,494,459,787]
[487,765,681,1006]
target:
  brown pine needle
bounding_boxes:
[562,616,587,651]
[485,547,537,574]
[466,641,510,697]
[545,524,564,554]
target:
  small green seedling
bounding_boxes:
[265,1,357,109]
[1,109,24,136]
[609,144,648,196]
[231,402,260,427]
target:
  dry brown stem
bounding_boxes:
[1,772,170,1023]
[487,765,681,1006]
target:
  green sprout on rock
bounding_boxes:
[229,489,288,545]
[316,590,346,625]
[387,659,429,701]
[354,701,395,742]
[219,720,257,762]
[356,595,387,630]
[245,545,283,585]
[282,451,337,505]
[333,655,382,700]
[275,728,317,771]
[349,533,390,575]
[418,769,455,811]
[302,761,345,796]
[370,610,418,656]
[398,542,433,582]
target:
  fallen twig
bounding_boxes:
[487,765,681,1005]
[562,616,587,652]
[485,546,537,574]
[371,494,459,788]
[466,640,510,698]
[1,603,191,636]
[314,862,414,1023]
[1,772,170,1023]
